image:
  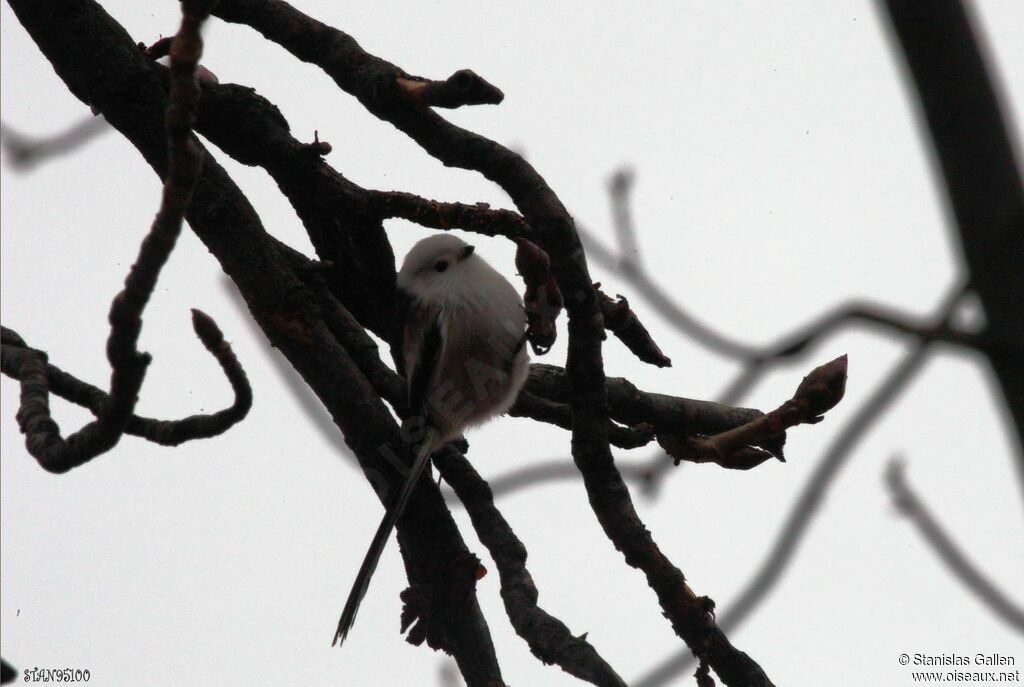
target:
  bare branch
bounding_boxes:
[1,117,109,171]
[366,190,528,238]
[608,168,640,268]
[596,287,671,368]
[7,2,507,678]
[434,446,628,687]
[2,317,251,447]
[718,297,984,404]
[881,0,1024,496]
[885,460,1024,634]
[666,355,847,468]
[634,283,969,687]
[209,3,777,679]
[447,452,671,502]
[525,363,781,457]
[396,70,504,109]
[579,224,760,360]
[510,390,656,450]
[5,0,215,473]
[585,169,983,406]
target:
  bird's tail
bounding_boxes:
[333,432,438,646]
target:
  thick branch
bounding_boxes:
[205,2,766,678]
[882,0,1024,472]
[291,263,627,686]
[510,391,655,450]
[7,2,504,681]
[434,446,628,687]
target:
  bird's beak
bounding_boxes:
[461,244,475,260]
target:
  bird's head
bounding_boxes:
[397,234,478,295]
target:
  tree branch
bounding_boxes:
[434,446,628,687]
[5,0,215,473]
[583,169,983,407]
[208,3,776,680]
[634,283,969,687]
[881,0,1024,498]
[1,116,109,171]
[525,363,783,458]
[718,296,985,404]
[509,390,656,450]
[663,355,847,470]
[290,254,627,685]
[2,316,251,447]
[395,70,504,109]
[885,460,1024,634]
[7,2,505,681]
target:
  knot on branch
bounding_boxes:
[141,37,220,85]
[401,550,485,650]
[516,238,563,355]
[397,69,504,109]
[295,130,332,157]
[695,660,716,687]
[595,285,671,367]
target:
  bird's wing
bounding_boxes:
[404,299,444,417]
[392,287,413,377]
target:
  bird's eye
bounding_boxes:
[434,260,449,273]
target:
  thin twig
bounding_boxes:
[584,169,983,406]
[669,355,847,469]
[444,453,671,502]
[1,116,109,171]
[885,459,1024,634]
[1,317,251,447]
[717,300,984,404]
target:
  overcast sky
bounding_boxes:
[2,2,1023,685]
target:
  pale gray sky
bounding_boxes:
[2,2,1023,685]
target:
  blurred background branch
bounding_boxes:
[1,116,108,172]
[886,459,1024,635]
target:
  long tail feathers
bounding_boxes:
[333,435,437,646]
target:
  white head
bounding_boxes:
[397,234,479,296]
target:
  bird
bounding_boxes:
[334,233,530,646]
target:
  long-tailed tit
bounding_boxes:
[334,233,530,645]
